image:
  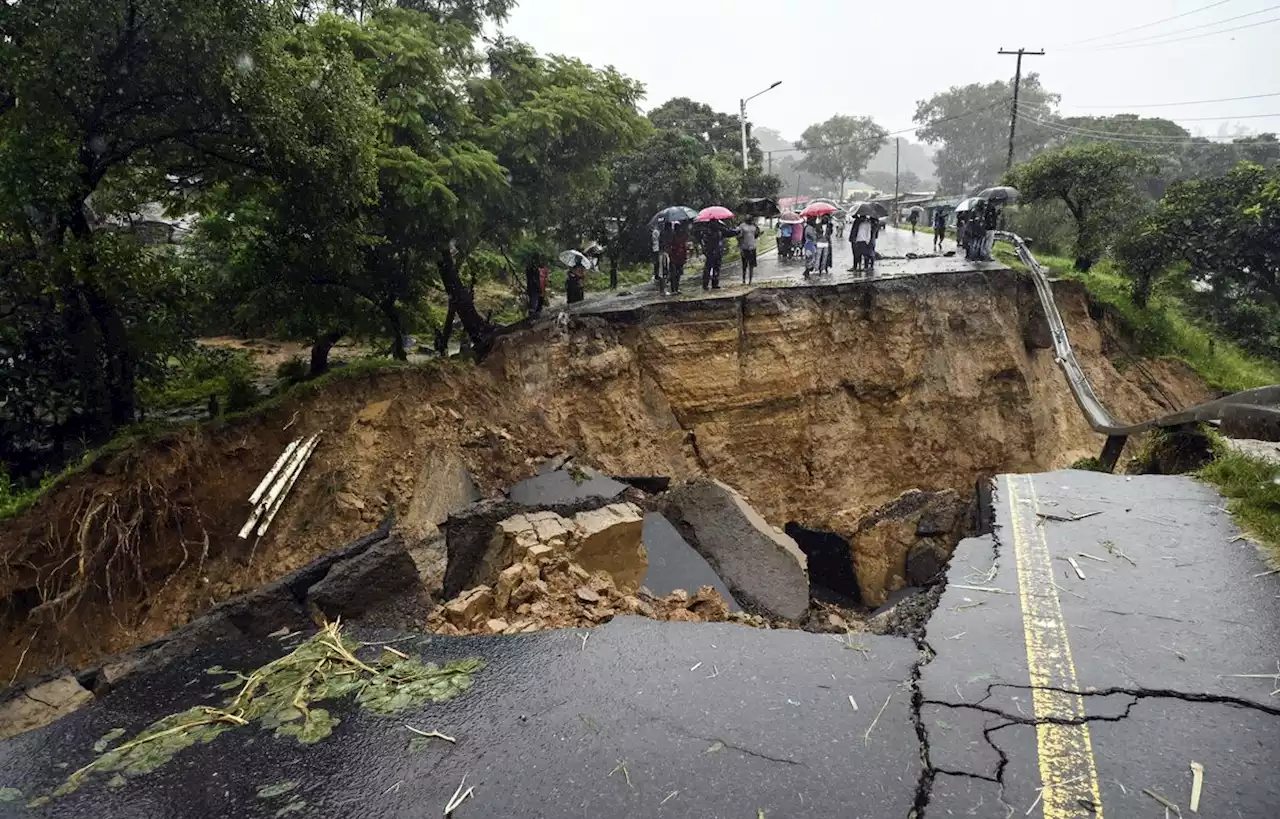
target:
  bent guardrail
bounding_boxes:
[997,231,1280,468]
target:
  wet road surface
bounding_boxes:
[2,469,1277,818]
[574,227,1006,317]
[919,471,1280,818]
[0,619,920,818]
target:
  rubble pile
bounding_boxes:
[429,504,766,635]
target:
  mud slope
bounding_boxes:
[0,270,1210,680]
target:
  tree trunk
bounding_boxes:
[609,254,619,290]
[435,302,456,356]
[310,329,345,376]
[382,300,408,361]
[1131,274,1153,308]
[437,251,494,358]
[64,200,137,434]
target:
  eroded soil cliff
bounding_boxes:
[0,270,1211,680]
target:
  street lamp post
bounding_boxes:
[740,81,782,171]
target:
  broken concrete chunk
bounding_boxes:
[530,515,573,547]
[848,489,968,606]
[494,564,526,610]
[569,503,647,592]
[576,587,601,604]
[662,479,810,621]
[0,677,94,739]
[906,540,951,586]
[307,538,420,620]
[510,579,549,606]
[525,543,555,563]
[486,618,509,634]
[444,585,494,628]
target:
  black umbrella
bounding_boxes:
[977,186,1019,205]
[848,201,889,218]
[649,206,698,227]
[738,198,780,218]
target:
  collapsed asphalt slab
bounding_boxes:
[0,618,921,818]
[917,471,1280,818]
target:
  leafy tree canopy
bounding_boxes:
[794,115,888,197]
[648,97,762,166]
[1005,142,1157,271]
[914,75,1059,194]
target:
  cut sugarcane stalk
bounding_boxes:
[238,434,316,538]
[255,434,320,538]
[249,438,301,505]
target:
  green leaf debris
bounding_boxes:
[48,622,482,800]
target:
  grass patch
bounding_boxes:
[997,246,1280,393]
[1199,446,1280,567]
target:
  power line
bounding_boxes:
[1017,110,1269,145]
[1018,107,1239,140]
[1084,14,1280,51]
[1070,2,1280,49]
[1060,91,1280,109]
[770,99,1010,156]
[1151,111,1280,121]
[1051,0,1235,47]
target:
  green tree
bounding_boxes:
[598,130,742,279]
[648,97,762,165]
[861,169,923,194]
[794,115,887,198]
[1006,142,1157,271]
[0,0,377,463]
[914,75,1059,194]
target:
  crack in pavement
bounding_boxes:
[936,681,1280,720]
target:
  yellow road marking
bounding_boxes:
[1006,474,1105,819]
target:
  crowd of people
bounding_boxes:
[524,195,1007,315]
[653,217,762,295]
[956,200,1001,263]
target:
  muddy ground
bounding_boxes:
[0,270,1212,683]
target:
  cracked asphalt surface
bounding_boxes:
[918,471,1280,818]
[2,470,1277,818]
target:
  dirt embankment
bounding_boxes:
[0,269,1211,681]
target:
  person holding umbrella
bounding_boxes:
[663,221,690,295]
[698,219,737,291]
[907,207,920,235]
[738,216,762,284]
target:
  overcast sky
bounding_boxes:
[499,0,1279,142]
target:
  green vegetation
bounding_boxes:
[997,247,1280,393]
[1200,447,1280,567]
[795,115,889,197]
[1,0,784,490]
[1005,143,1158,272]
[45,623,481,802]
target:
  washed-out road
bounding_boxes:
[1,469,1277,818]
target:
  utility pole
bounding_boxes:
[767,151,773,176]
[893,138,900,225]
[998,48,1045,173]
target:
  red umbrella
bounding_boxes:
[778,212,804,225]
[696,206,735,222]
[799,201,837,218]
